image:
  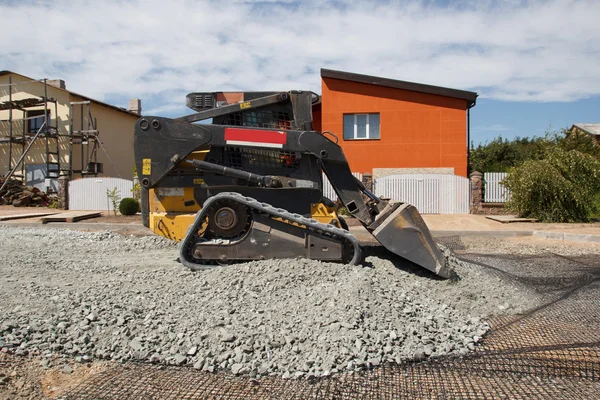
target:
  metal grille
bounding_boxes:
[192,94,215,110]
[225,147,298,170]
[63,239,600,399]
[226,110,292,130]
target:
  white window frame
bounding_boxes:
[344,113,380,140]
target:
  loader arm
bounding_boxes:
[134,90,450,278]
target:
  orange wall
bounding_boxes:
[321,77,469,177]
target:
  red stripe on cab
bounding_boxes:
[224,128,287,145]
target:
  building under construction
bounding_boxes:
[0,71,141,192]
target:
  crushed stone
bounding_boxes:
[459,235,600,256]
[0,225,538,378]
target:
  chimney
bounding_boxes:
[47,79,66,89]
[128,98,142,115]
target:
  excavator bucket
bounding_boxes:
[371,203,451,278]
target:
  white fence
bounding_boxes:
[484,172,510,203]
[374,174,470,214]
[67,173,471,214]
[322,172,363,202]
[69,177,133,211]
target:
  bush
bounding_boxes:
[119,197,140,216]
[592,193,600,221]
[503,148,600,222]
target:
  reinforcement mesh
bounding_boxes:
[63,239,600,399]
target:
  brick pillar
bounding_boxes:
[470,171,483,214]
[58,176,69,210]
[362,173,373,191]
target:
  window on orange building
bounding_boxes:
[343,114,380,140]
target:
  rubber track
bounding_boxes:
[179,192,362,270]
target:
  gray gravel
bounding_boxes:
[460,235,600,255]
[0,225,537,378]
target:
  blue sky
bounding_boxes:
[1,0,599,146]
[472,96,600,146]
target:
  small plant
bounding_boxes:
[132,165,141,200]
[47,198,59,209]
[106,187,121,216]
[337,206,351,216]
[119,197,140,216]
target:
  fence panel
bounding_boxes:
[321,172,363,202]
[69,177,133,210]
[484,172,510,203]
[373,174,469,214]
[67,173,470,212]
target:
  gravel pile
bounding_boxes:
[0,226,537,379]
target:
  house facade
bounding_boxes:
[0,71,141,191]
[569,123,600,144]
[313,69,477,177]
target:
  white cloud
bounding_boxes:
[1,0,599,116]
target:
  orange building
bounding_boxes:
[313,69,477,177]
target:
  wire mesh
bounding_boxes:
[226,110,292,130]
[63,239,600,399]
[225,147,299,170]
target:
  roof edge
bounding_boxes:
[571,123,600,136]
[0,70,139,117]
[321,68,478,106]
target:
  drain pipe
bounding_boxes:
[467,100,476,175]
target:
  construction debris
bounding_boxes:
[0,178,51,207]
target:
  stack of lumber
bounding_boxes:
[0,178,50,207]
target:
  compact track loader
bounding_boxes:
[134,91,451,278]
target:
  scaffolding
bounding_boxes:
[69,101,101,176]
[0,76,102,192]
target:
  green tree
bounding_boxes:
[554,128,600,159]
[469,136,547,172]
[469,128,600,173]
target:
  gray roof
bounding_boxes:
[571,123,600,136]
[321,68,478,107]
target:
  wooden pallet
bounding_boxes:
[40,211,102,224]
[0,212,59,221]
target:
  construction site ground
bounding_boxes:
[0,205,599,399]
[2,205,600,237]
